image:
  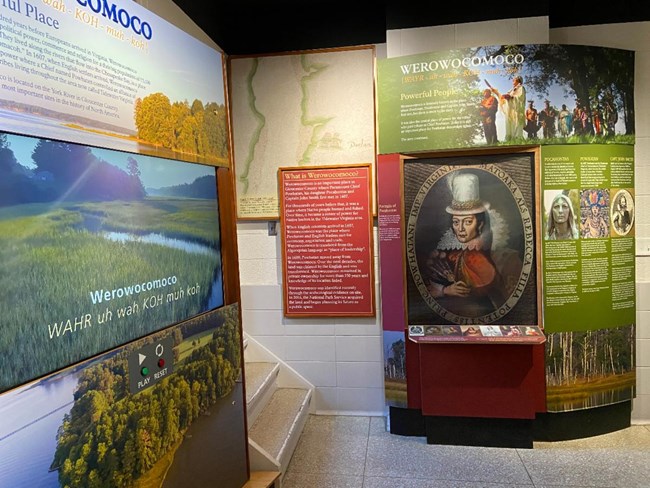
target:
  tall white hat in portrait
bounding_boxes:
[446,172,490,215]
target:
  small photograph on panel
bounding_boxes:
[408,325,424,337]
[480,325,503,336]
[543,189,580,240]
[522,326,542,336]
[610,189,635,236]
[500,325,522,336]
[580,188,610,238]
[443,325,462,336]
[461,326,482,337]
[425,325,443,335]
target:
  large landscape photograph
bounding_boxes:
[545,324,635,412]
[0,131,224,393]
[0,0,229,166]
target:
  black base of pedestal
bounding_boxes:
[425,416,534,448]
[388,401,632,447]
[388,406,426,437]
[388,407,533,448]
[533,401,631,441]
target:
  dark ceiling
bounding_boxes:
[172,1,650,55]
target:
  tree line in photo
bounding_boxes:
[0,135,145,206]
[385,337,406,381]
[546,325,634,393]
[134,94,229,162]
[477,44,634,145]
[50,306,241,488]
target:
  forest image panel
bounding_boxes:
[545,324,635,412]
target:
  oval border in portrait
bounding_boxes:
[406,164,534,325]
[610,189,634,237]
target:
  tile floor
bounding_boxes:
[281,415,650,488]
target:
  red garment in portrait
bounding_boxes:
[428,247,508,318]
[425,224,519,320]
[446,248,498,298]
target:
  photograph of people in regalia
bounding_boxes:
[468,45,633,147]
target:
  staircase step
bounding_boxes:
[245,361,279,405]
[249,388,311,461]
[243,471,280,488]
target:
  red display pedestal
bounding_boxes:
[416,341,546,419]
[390,335,632,446]
[395,335,547,447]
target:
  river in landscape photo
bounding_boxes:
[0,373,80,487]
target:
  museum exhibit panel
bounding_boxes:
[377,44,636,446]
[278,164,376,318]
[0,0,249,486]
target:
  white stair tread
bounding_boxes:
[245,362,278,405]
[249,388,310,460]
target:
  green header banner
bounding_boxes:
[377,45,634,154]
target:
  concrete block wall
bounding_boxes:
[238,223,385,414]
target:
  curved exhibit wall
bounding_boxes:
[0,0,249,484]
[376,43,636,423]
[540,144,635,412]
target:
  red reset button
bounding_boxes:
[158,358,165,368]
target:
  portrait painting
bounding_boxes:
[580,189,610,239]
[404,153,539,326]
[610,189,634,237]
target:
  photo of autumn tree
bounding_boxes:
[134,93,229,165]
[545,324,635,412]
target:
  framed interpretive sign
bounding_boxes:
[279,164,375,317]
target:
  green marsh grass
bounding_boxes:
[0,198,222,391]
[384,378,408,407]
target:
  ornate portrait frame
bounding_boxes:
[403,150,542,328]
